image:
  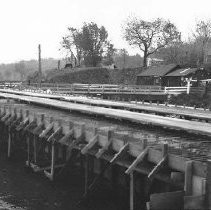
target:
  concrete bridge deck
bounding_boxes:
[1,88,211,122]
[0,90,211,137]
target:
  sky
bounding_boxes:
[0,0,211,64]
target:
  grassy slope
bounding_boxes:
[46,67,144,85]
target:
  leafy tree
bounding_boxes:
[102,43,116,65]
[123,17,180,67]
[61,22,112,67]
[114,49,143,68]
[61,27,83,66]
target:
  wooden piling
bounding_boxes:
[184,161,193,196]
[130,171,134,210]
[206,160,211,209]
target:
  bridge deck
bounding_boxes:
[0,91,211,137]
[1,89,211,122]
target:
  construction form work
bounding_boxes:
[0,88,210,210]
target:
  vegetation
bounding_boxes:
[0,58,64,81]
[1,18,211,82]
[61,22,115,67]
[169,93,211,108]
[122,17,180,67]
[155,20,211,70]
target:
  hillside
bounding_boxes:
[44,67,144,85]
[0,58,65,81]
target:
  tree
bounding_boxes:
[81,22,109,66]
[193,20,211,65]
[123,17,180,67]
[14,61,26,80]
[61,27,83,67]
[61,22,112,67]
[102,43,116,65]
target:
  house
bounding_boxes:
[147,58,164,67]
[164,67,199,86]
[136,64,180,86]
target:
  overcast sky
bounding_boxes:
[0,0,211,63]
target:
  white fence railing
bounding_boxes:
[164,86,188,94]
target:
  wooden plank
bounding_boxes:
[148,155,168,181]
[2,88,211,122]
[1,91,211,138]
[39,123,54,138]
[81,135,98,155]
[110,143,129,163]
[125,147,148,174]
[47,126,63,143]
[95,140,112,159]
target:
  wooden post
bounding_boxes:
[206,160,211,209]
[7,126,11,157]
[33,135,37,163]
[184,161,193,196]
[130,171,134,210]
[50,143,55,181]
[26,135,30,166]
[85,155,89,195]
[162,143,168,157]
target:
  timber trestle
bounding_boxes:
[0,105,210,210]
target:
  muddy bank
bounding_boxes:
[0,149,129,210]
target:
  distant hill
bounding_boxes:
[0,58,65,81]
[0,54,144,84]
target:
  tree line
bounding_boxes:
[2,17,211,81]
[61,18,211,69]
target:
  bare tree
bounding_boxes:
[123,17,180,67]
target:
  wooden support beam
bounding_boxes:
[16,117,29,131]
[24,119,37,132]
[26,135,30,167]
[95,130,113,159]
[5,114,16,126]
[81,135,98,155]
[47,126,63,143]
[43,126,64,181]
[39,122,53,138]
[84,155,89,195]
[125,147,148,174]
[30,163,65,173]
[7,126,11,158]
[130,171,134,210]
[206,160,211,209]
[44,144,55,181]
[83,160,110,200]
[184,161,193,196]
[1,113,11,123]
[148,155,168,181]
[148,144,168,181]
[110,143,129,164]
[95,140,112,159]
[59,129,74,146]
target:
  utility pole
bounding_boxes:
[38,44,42,88]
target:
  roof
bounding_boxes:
[137,64,179,77]
[165,68,198,77]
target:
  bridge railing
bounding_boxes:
[164,86,188,94]
[12,83,165,95]
[1,82,207,97]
